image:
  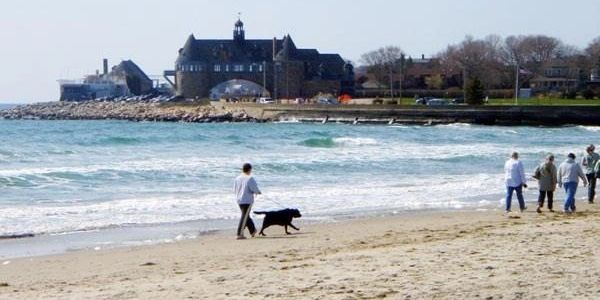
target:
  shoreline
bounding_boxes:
[1,204,599,299]
[4,101,600,126]
[0,204,494,260]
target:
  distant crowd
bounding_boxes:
[504,145,600,214]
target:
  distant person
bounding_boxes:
[558,153,588,214]
[234,163,261,240]
[533,155,557,213]
[504,152,528,213]
[581,145,599,204]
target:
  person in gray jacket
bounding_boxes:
[533,155,557,213]
[558,153,588,213]
[581,145,600,204]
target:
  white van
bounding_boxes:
[258,97,274,104]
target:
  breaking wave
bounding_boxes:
[299,137,378,148]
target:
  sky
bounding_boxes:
[0,0,598,103]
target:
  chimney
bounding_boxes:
[103,59,109,76]
[272,37,277,60]
[421,54,425,60]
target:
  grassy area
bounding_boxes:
[373,97,600,106]
[486,98,600,106]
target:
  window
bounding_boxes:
[249,64,254,72]
[225,65,230,72]
[234,64,244,72]
[258,64,264,72]
[214,64,221,72]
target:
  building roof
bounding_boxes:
[177,33,283,64]
[112,60,152,82]
[176,20,345,68]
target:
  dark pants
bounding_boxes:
[506,185,525,211]
[237,204,256,236]
[586,173,596,203]
[538,191,554,210]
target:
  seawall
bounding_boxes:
[2,101,600,126]
[224,103,600,126]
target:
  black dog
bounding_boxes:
[254,209,302,236]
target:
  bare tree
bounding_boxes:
[505,35,564,75]
[587,37,600,68]
[438,35,507,91]
[360,46,405,99]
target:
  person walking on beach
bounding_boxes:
[558,153,588,214]
[581,145,599,204]
[533,155,557,213]
[504,152,528,213]
[234,163,261,240]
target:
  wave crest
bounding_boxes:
[299,137,378,148]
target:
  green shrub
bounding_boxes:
[566,90,577,99]
[582,88,595,100]
[465,77,485,105]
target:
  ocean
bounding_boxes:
[1,120,598,257]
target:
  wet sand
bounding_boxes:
[1,204,600,299]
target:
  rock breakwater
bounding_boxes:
[0,101,259,122]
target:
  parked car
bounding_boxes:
[426,98,449,106]
[415,97,433,105]
[452,97,465,104]
[318,98,338,105]
[258,97,274,104]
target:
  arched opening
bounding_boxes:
[209,79,270,100]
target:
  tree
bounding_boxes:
[586,37,600,75]
[360,46,405,99]
[502,35,564,76]
[465,77,486,105]
[438,35,508,91]
[425,74,444,90]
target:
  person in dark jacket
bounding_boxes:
[533,155,558,213]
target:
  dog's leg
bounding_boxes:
[289,223,300,231]
[259,227,266,236]
[285,225,291,235]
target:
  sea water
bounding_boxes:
[0,120,598,257]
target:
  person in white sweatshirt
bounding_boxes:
[558,153,588,213]
[234,163,262,239]
[504,152,528,213]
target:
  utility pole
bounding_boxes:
[514,62,519,105]
[462,68,467,101]
[399,54,405,104]
[286,61,290,99]
[274,62,279,101]
[389,64,394,101]
[262,60,267,97]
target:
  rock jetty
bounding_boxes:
[0,101,260,123]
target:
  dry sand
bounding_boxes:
[1,204,600,299]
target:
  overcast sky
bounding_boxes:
[1,0,598,103]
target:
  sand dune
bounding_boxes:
[1,205,600,299]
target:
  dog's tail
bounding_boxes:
[253,211,268,215]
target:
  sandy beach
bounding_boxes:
[1,204,600,300]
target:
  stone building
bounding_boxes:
[165,19,354,100]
